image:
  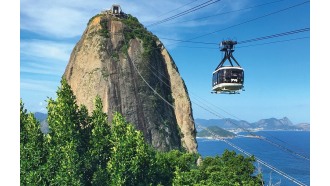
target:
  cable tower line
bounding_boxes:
[141,42,310,161]
[120,26,309,185]
[122,27,309,156]
[236,36,309,48]
[123,39,308,186]
[147,0,222,27]
[159,27,309,46]
[238,27,310,44]
[196,125,307,186]
[172,36,309,49]
[165,1,309,46]
[176,37,310,50]
[158,0,200,17]
[167,0,285,25]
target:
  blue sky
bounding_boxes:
[20,0,310,124]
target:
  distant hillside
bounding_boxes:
[197,126,236,138]
[33,112,49,134]
[34,112,47,122]
[195,117,309,132]
[296,123,310,131]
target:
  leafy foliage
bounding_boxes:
[20,99,47,185]
[77,104,93,185]
[44,78,83,185]
[20,78,263,185]
[173,150,263,186]
[107,112,154,185]
[99,18,110,38]
[121,14,158,57]
[152,150,199,185]
[89,96,111,185]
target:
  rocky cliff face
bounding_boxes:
[63,13,197,152]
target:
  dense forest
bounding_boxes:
[20,78,263,185]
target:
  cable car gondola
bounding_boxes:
[212,40,244,94]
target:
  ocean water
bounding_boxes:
[197,131,310,186]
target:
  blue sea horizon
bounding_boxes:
[197,131,310,186]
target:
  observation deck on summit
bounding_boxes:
[111,5,122,15]
[101,4,126,18]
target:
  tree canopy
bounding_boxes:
[20,78,263,185]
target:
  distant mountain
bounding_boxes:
[197,126,236,138]
[195,117,309,132]
[195,118,251,130]
[296,123,310,131]
[34,112,47,122]
[34,112,49,134]
[40,120,49,134]
[253,117,296,130]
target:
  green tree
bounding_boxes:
[152,150,199,185]
[44,78,83,185]
[20,79,264,186]
[20,99,47,185]
[77,105,93,185]
[88,96,112,185]
[173,150,263,186]
[107,112,154,186]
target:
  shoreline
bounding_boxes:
[196,130,310,140]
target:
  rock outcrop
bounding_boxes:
[63,12,197,152]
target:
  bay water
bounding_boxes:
[197,131,310,185]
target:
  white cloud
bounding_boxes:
[20,39,74,79]
[20,0,105,38]
[20,39,74,61]
[20,62,63,76]
[20,0,249,39]
[20,79,59,93]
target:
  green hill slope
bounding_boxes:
[197,126,236,138]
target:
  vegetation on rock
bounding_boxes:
[122,14,157,54]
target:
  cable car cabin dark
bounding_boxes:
[212,66,244,94]
[212,40,244,94]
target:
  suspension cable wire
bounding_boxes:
[165,1,310,47]
[238,27,310,44]
[165,0,285,25]
[159,27,309,46]
[122,21,310,161]
[140,37,310,161]
[123,35,308,185]
[189,90,310,158]
[196,125,307,186]
[135,45,309,161]
[190,97,311,162]
[145,63,232,133]
[236,36,310,48]
[158,0,200,18]
[172,36,309,50]
[158,38,218,45]
[146,0,222,27]
[162,54,309,160]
